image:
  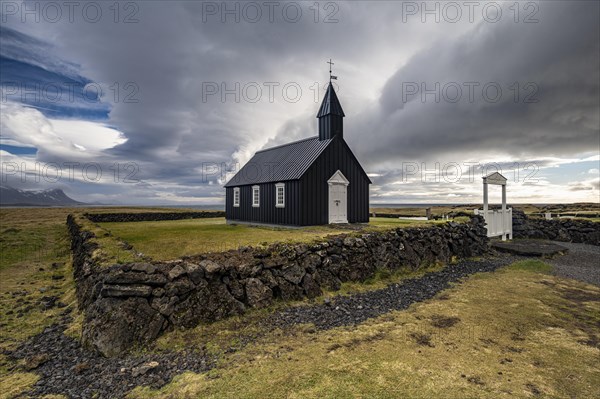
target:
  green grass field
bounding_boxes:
[0,208,77,397]
[371,203,600,218]
[98,217,440,261]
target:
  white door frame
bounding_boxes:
[328,170,349,224]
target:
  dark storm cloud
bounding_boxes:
[350,1,599,169]
[4,1,467,160]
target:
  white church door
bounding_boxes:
[328,170,349,224]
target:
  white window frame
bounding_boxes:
[252,185,260,207]
[275,183,285,208]
[233,187,240,207]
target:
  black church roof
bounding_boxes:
[224,136,333,187]
[316,83,345,118]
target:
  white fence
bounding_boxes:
[474,208,513,241]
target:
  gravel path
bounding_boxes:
[7,314,215,399]
[267,254,516,330]
[8,254,517,399]
[546,241,600,286]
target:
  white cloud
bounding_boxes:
[0,102,127,158]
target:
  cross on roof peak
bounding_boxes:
[327,59,337,81]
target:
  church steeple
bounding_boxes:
[317,82,345,140]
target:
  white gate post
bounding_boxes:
[501,184,507,241]
[483,182,489,213]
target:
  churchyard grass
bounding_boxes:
[98,217,441,261]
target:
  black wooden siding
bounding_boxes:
[225,136,370,226]
[299,137,370,225]
[225,180,301,225]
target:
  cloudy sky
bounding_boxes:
[1,0,598,205]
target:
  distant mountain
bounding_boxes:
[0,185,85,206]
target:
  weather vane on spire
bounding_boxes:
[328,59,338,81]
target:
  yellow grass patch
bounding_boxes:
[0,371,39,399]
[130,265,600,399]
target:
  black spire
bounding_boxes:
[317,82,345,140]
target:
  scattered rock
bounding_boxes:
[185,262,205,284]
[131,263,158,274]
[165,279,195,297]
[39,296,59,310]
[200,260,222,275]
[526,383,542,396]
[105,272,167,286]
[343,237,357,247]
[168,265,187,280]
[245,278,272,308]
[9,320,214,399]
[282,263,305,285]
[430,315,460,328]
[151,295,178,317]
[24,353,49,370]
[101,284,153,298]
[83,297,166,357]
[467,376,485,386]
[73,362,90,374]
[302,274,322,299]
[132,361,160,377]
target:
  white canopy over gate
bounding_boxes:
[474,172,513,241]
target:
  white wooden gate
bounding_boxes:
[474,172,513,241]
[474,208,513,240]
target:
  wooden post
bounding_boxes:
[426,208,431,220]
[501,184,506,212]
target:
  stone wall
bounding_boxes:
[371,211,471,220]
[513,210,600,246]
[84,211,225,223]
[67,215,490,357]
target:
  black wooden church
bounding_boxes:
[224,80,371,226]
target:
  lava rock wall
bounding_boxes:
[84,211,225,223]
[513,210,600,245]
[67,215,490,357]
